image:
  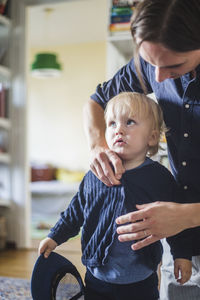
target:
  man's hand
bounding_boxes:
[174,258,192,284]
[90,145,125,186]
[83,100,125,186]
[116,202,189,250]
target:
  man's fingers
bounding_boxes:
[91,157,113,186]
[116,220,149,235]
[107,150,125,180]
[90,147,124,185]
[91,151,121,186]
[91,160,112,186]
[131,235,159,250]
[118,228,152,242]
[100,150,122,185]
[136,204,150,210]
[118,232,143,243]
[116,210,147,225]
[100,158,121,185]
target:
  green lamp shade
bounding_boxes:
[31,53,62,78]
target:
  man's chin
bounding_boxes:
[171,74,181,79]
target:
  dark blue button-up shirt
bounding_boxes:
[91,57,200,204]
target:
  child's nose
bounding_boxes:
[115,124,124,135]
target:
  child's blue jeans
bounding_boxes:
[84,269,159,300]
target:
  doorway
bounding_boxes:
[26,0,108,246]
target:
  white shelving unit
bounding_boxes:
[106,1,135,78]
[107,32,134,59]
[0,13,11,208]
[0,117,11,129]
[0,65,11,82]
[0,152,10,163]
[0,14,11,27]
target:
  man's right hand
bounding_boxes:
[90,145,125,186]
[83,100,125,186]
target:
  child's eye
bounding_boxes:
[127,119,135,125]
[109,121,116,127]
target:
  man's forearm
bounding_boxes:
[83,99,107,150]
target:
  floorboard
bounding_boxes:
[0,237,86,280]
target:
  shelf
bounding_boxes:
[0,15,11,27]
[0,153,10,164]
[0,65,11,80]
[108,31,132,41]
[0,117,11,129]
[0,197,9,207]
[107,32,134,59]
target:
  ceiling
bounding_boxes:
[28,0,108,47]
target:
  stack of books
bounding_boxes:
[0,0,9,16]
[109,0,139,35]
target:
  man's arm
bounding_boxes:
[116,201,200,250]
[83,99,125,186]
[83,58,149,185]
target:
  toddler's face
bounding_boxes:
[105,107,156,163]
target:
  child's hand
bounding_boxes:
[174,258,192,284]
[38,237,58,259]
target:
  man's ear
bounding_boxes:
[148,130,159,146]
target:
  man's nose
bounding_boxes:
[155,67,170,82]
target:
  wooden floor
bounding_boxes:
[0,237,161,287]
[0,237,86,280]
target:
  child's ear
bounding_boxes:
[148,130,159,146]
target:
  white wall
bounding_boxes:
[28,42,106,171]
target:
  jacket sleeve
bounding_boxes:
[48,177,86,245]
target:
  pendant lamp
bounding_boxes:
[31,52,62,78]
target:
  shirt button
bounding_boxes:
[185,104,190,109]
[182,161,187,166]
[184,133,189,137]
[183,185,188,190]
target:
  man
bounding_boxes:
[83,0,200,299]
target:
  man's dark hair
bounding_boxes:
[131,0,200,52]
[130,0,200,92]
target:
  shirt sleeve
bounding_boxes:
[166,186,192,260]
[90,57,153,109]
[167,230,192,261]
[48,178,86,245]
